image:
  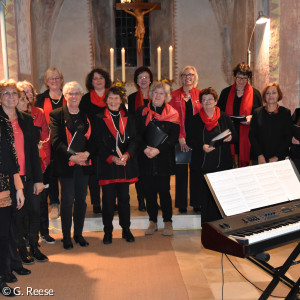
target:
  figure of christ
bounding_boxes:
[123,4,159,53]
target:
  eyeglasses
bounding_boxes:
[1,91,18,97]
[138,76,150,80]
[66,92,81,97]
[48,77,61,81]
[236,76,248,81]
[202,98,215,103]
[265,91,278,95]
[181,73,195,78]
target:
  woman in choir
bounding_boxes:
[50,81,92,250]
[290,107,300,172]
[0,112,25,297]
[0,79,44,265]
[95,87,139,245]
[35,67,65,220]
[136,82,180,236]
[169,65,201,213]
[128,66,153,211]
[186,87,236,224]
[249,83,292,164]
[218,63,262,167]
[17,81,54,245]
[79,68,112,215]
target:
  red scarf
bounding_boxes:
[225,83,253,167]
[199,106,221,131]
[90,89,107,107]
[103,107,127,139]
[44,97,66,124]
[66,118,91,166]
[135,89,150,111]
[142,103,180,126]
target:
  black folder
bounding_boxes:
[67,131,87,155]
[175,143,192,164]
[209,129,231,148]
[292,124,300,141]
[144,120,168,148]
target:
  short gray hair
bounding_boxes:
[62,81,84,96]
[149,81,171,103]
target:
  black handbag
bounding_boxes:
[175,143,191,164]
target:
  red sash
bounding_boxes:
[44,97,66,124]
[66,118,92,166]
[142,103,180,126]
[135,89,150,111]
[103,107,127,139]
[199,107,221,131]
[90,89,107,107]
[225,83,253,167]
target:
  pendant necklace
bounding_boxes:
[109,111,125,144]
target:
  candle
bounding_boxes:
[121,48,125,83]
[110,48,114,83]
[169,46,173,81]
[157,46,161,81]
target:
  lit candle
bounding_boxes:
[121,48,125,83]
[169,46,173,81]
[157,46,161,81]
[110,48,114,83]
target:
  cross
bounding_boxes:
[116,0,161,67]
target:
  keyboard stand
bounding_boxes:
[247,242,300,300]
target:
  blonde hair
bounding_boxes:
[44,67,64,89]
[179,65,199,88]
[17,80,38,104]
[149,81,171,103]
[0,79,21,97]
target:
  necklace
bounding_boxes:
[109,111,125,143]
[50,91,62,105]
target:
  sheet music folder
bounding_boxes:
[144,120,168,148]
[67,131,86,155]
[204,159,300,218]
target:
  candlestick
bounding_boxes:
[169,46,173,81]
[157,46,161,81]
[110,48,114,83]
[121,48,125,83]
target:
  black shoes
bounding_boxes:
[122,229,135,243]
[179,207,187,213]
[138,197,146,212]
[41,234,56,244]
[3,273,17,283]
[12,267,31,276]
[18,246,34,265]
[93,205,102,215]
[30,245,49,262]
[193,206,201,214]
[0,278,16,297]
[103,232,112,245]
[62,238,73,250]
[74,235,89,247]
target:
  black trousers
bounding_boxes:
[59,166,89,238]
[135,178,144,200]
[39,187,49,236]
[101,182,130,233]
[15,178,40,247]
[190,167,202,208]
[174,164,189,209]
[48,162,60,205]
[88,173,101,207]
[0,206,12,276]
[142,175,173,223]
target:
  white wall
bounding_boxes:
[174,0,227,94]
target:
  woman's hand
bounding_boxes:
[33,182,44,195]
[223,134,232,142]
[241,115,252,125]
[179,137,191,152]
[203,144,215,153]
[112,155,127,166]
[16,189,25,210]
[258,154,266,164]
[292,137,300,145]
[144,146,160,158]
[269,156,278,163]
[70,152,89,165]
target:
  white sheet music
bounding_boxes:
[206,160,300,216]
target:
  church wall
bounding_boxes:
[50,0,92,90]
[174,0,227,93]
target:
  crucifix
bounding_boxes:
[116,0,161,67]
